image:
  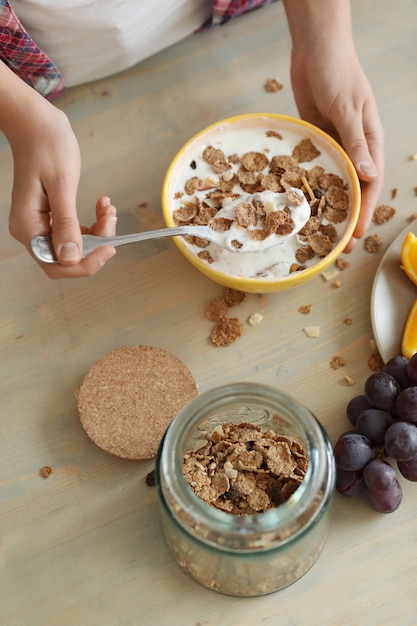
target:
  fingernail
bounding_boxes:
[59,242,79,261]
[102,196,111,205]
[358,160,377,176]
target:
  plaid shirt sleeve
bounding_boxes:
[0,0,65,99]
[212,0,276,25]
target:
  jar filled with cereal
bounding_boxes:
[155,382,335,597]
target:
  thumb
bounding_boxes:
[50,199,83,266]
[337,122,378,182]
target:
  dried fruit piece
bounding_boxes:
[330,355,346,370]
[39,466,54,479]
[248,312,263,326]
[264,78,283,92]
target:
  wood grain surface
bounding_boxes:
[1,1,417,624]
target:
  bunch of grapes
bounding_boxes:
[334,353,417,513]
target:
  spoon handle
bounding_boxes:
[30,225,210,263]
[81,226,203,255]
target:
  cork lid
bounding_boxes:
[78,345,198,459]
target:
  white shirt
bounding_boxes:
[13,0,212,87]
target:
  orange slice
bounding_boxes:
[401,231,417,286]
[402,298,417,359]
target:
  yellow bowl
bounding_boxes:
[162,113,360,294]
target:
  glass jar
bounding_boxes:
[155,382,335,597]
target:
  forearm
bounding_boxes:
[0,60,54,145]
[282,0,353,51]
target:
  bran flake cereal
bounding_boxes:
[372,205,396,224]
[224,287,247,306]
[368,352,384,371]
[210,318,243,346]
[183,422,308,514]
[364,234,382,253]
[205,298,230,321]
[336,257,350,270]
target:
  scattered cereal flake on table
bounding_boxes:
[205,298,230,321]
[298,304,312,314]
[344,317,352,325]
[364,234,382,253]
[336,258,350,270]
[248,312,263,326]
[264,77,283,92]
[303,326,320,338]
[368,351,384,371]
[40,466,54,479]
[211,318,243,346]
[224,288,247,307]
[408,213,417,222]
[372,204,396,224]
[408,153,417,161]
[344,375,355,386]
[330,355,346,370]
[391,188,398,200]
[332,280,342,288]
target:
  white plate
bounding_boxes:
[371,221,417,362]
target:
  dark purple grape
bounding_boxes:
[384,421,417,461]
[397,455,417,481]
[362,459,396,492]
[356,408,393,445]
[334,432,374,471]
[383,356,411,389]
[406,353,417,384]
[396,387,417,423]
[336,468,364,496]
[366,478,402,513]
[346,395,373,426]
[364,372,401,411]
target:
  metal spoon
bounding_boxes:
[30,221,305,264]
[30,225,222,264]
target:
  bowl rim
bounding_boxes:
[161,112,361,291]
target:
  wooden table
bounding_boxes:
[1,1,417,624]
